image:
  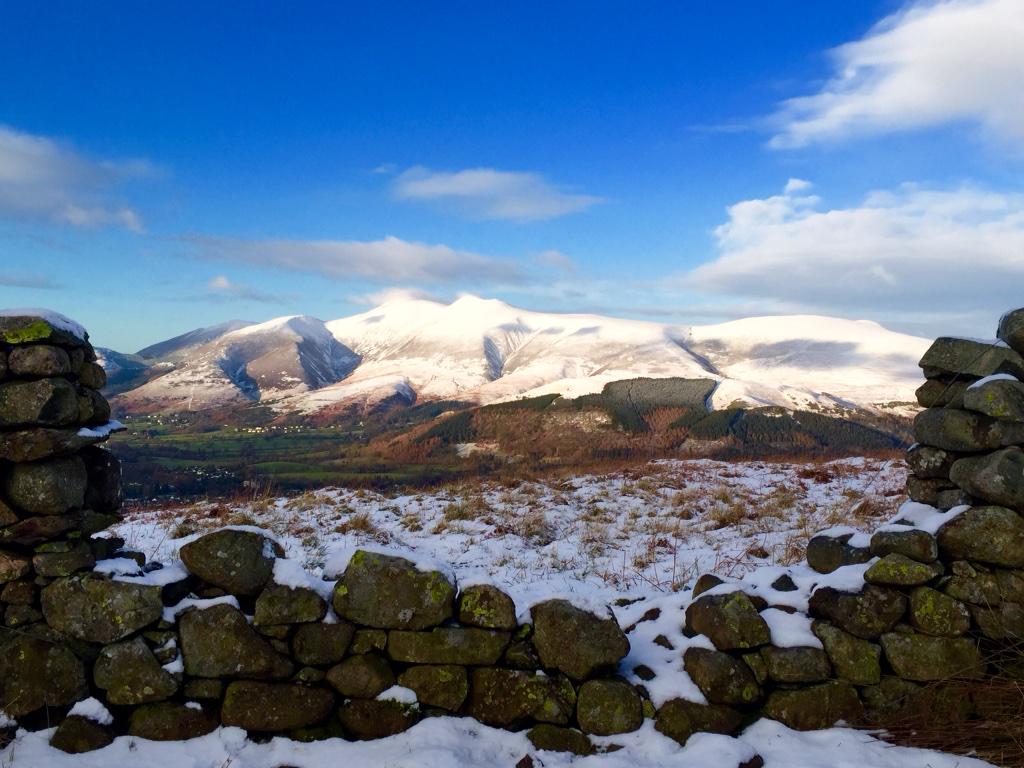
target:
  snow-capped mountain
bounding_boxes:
[109,295,930,417]
[115,315,360,413]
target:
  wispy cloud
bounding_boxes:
[0,124,154,231]
[391,166,603,221]
[0,271,61,290]
[183,234,525,285]
[682,179,1024,332]
[534,249,577,275]
[770,0,1024,149]
[205,275,283,303]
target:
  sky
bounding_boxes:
[1,0,1023,351]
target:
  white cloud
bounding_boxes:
[770,0,1024,148]
[0,272,60,289]
[392,166,602,221]
[348,287,445,306]
[205,275,282,303]
[534,249,577,274]
[685,180,1024,332]
[185,234,525,285]
[0,124,151,231]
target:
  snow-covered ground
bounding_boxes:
[1,457,1000,767]
[116,457,906,608]
[1,717,995,768]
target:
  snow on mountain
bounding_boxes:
[109,295,930,416]
[115,315,360,413]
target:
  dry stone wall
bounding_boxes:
[0,309,1022,761]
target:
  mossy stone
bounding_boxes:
[3,455,87,515]
[129,702,218,741]
[387,627,510,665]
[527,724,594,755]
[905,444,958,480]
[683,647,761,705]
[950,449,1024,510]
[684,591,771,651]
[969,602,1024,641]
[880,632,983,681]
[338,699,419,740]
[654,699,741,746]
[761,645,832,683]
[94,636,179,705]
[350,628,388,654]
[919,337,1024,379]
[864,554,943,587]
[762,680,863,731]
[397,665,468,711]
[182,678,223,699]
[869,528,938,563]
[907,586,970,637]
[464,668,576,728]
[41,575,163,643]
[913,408,1024,452]
[32,541,95,578]
[291,621,355,666]
[457,584,517,630]
[0,550,31,583]
[806,532,871,574]
[0,316,85,346]
[963,377,1024,422]
[254,583,327,626]
[937,506,1024,568]
[860,676,921,719]
[0,378,79,428]
[808,585,907,640]
[178,603,294,679]
[332,550,455,630]
[222,681,335,732]
[531,599,629,679]
[179,529,279,598]
[50,716,113,754]
[0,635,87,717]
[812,621,881,685]
[575,679,642,736]
[8,344,71,376]
[325,653,395,698]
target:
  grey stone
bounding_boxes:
[2,455,87,515]
[7,345,71,377]
[919,336,1024,379]
[94,636,179,705]
[42,575,163,643]
[806,531,872,574]
[913,407,1024,452]
[684,591,771,650]
[179,529,279,597]
[937,506,1024,568]
[0,378,79,427]
[332,550,455,630]
[880,633,983,681]
[998,308,1024,355]
[532,599,630,679]
[179,603,294,679]
[950,448,1024,511]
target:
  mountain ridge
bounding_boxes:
[104,295,930,419]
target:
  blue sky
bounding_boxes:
[2,0,1023,350]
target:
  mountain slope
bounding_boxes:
[108,296,930,418]
[115,316,360,413]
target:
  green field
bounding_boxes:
[110,417,472,499]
